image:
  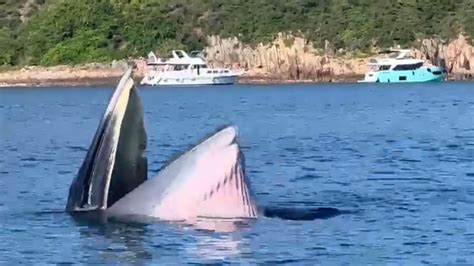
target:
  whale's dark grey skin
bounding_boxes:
[66,68,147,214]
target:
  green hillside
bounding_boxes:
[0,0,44,28]
[1,0,473,66]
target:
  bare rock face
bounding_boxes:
[415,35,473,80]
[205,34,474,81]
[204,35,367,82]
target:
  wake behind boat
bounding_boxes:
[141,50,243,86]
[358,49,447,83]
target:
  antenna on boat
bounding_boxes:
[190,50,205,59]
[147,52,159,64]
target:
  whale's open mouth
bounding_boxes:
[66,69,147,213]
[66,69,258,222]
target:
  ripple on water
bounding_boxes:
[57,170,72,175]
[399,158,422,163]
[445,144,460,149]
[292,174,323,182]
[150,169,161,174]
[66,146,88,152]
[283,147,299,153]
[20,157,38,162]
[370,171,396,175]
[20,163,38,168]
[366,177,441,184]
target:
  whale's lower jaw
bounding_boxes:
[107,126,259,222]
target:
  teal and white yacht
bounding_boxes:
[359,49,446,83]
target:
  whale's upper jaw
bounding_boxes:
[66,68,147,213]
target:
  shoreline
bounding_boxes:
[0,76,362,88]
[0,67,472,88]
[0,67,362,87]
[2,76,472,88]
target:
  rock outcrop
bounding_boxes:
[415,35,473,80]
[205,35,366,82]
[205,34,474,82]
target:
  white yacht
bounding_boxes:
[140,50,243,86]
[358,49,446,83]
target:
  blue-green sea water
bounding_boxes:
[1,82,474,264]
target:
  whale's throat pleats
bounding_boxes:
[106,126,259,221]
[66,69,147,213]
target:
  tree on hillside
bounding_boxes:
[0,27,15,65]
[0,0,472,66]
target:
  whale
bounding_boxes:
[66,68,256,222]
[66,68,344,224]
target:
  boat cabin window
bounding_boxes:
[379,65,391,71]
[388,52,400,59]
[173,64,188,71]
[191,64,208,69]
[175,51,185,58]
[393,62,423,71]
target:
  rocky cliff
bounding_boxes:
[205,34,474,82]
[415,35,473,80]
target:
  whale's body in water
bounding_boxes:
[66,69,343,224]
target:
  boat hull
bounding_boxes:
[359,66,446,83]
[141,75,239,86]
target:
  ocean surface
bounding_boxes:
[1,82,474,264]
